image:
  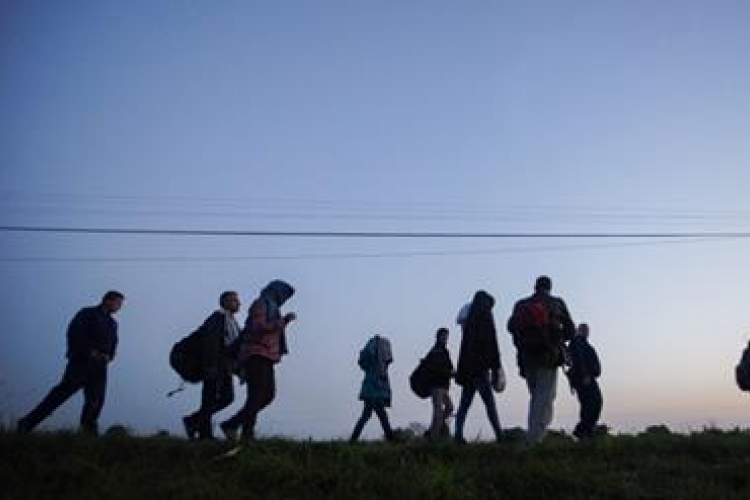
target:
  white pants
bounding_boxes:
[525,366,558,444]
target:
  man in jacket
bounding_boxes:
[17,291,124,435]
[183,290,241,440]
[424,327,454,440]
[507,276,574,444]
[567,323,603,440]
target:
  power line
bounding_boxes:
[0,237,727,262]
[2,225,750,239]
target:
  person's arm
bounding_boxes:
[557,299,576,342]
[66,308,91,358]
[250,300,295,334]
[200,312,224,378]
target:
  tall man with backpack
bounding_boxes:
[220,280,296,443]
[17,291,124,435]
[507,276,575,444]
[182,291,241,440]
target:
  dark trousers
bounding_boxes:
[222,355,275,441]
[350,401,394,441]
[454,374,502,441]
[21,358,107,434]
[185,369,234,438]
[574,381,603,438]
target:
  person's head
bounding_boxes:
[577,323,590,339]
[101,290,124,314]
[262,280,295,305]
[535,276,552,294]
[219,291,241,314]
[436,327,449,346]
[471,290,495,313]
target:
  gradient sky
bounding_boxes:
[1,0,749,439]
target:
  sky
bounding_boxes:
[1,0,749,440]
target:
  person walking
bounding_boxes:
[567,323,603,440]
[182,291,241,440]
[220,280,296,443]
[17,291,125,435]
[350,334,395,442]
[422,328,454,440]
[454,290,503,444]
[507,276,575,444]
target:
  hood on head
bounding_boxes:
[262,280,295,305]
[471,290,495,313]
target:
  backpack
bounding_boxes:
[510,297,552,352]
[735,350,750,392]
[169,330,204,383]
[409,360,431,399]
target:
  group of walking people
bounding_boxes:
[350,276,603,444]
[16,275,604,445]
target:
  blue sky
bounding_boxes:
[1,0,749,439]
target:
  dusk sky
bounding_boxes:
[1,0,749,439]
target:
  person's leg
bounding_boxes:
[259,366,276,411]
[454,384,476,442]
[19,361,86,432]
[578,382,603,438]
[476,375,502,440]
[527,367,557,444]
[239,358,274,442]
[429,388,447,440]
[350,402,374,441]
[590,382,603,434]
[185,377,220,439]
[573,387,586,438]
[220,357,267,441]
[80,362,107,435]
[373,403,394,441]
[214,369,235,413]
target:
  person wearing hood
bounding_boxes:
[220,280,296,443]
[182,291,241,440]
[350,334,395,442]
[454,290,503,443]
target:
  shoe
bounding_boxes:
[454,436,467,445]
[183,416,199,440]
[220,422,238,442]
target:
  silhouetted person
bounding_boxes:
[454,290,503,443]
[421,327,454,440]
[350,335,395,442]
[567,323,603,440]
[220,280,296,443]
[508,276,574,444]
[182,291,241,440]
[17,291,125,435]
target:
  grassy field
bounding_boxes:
[1,428,750,499]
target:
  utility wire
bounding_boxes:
[0,237,726,263]
[2,225,750,239]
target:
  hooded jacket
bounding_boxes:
[239,280,295,364]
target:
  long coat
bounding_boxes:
[358,336,393,406]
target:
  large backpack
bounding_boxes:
[409,359,431,399]
[510,296,553,352]
[169,330,204,383]
[735,350,750,392]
